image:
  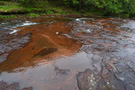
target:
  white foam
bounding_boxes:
[121,20,135,30]
[6,21,38,34]
[75,18,81,22]
[9,29,19,34]
[21,21,37,26]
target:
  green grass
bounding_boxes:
[0,15,15,21]
[27,13,40,17]
[0,1,25,13]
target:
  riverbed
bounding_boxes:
[0,17,135,90]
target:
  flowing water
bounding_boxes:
[0,17,135,90]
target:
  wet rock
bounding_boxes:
[0,28,31,63]
[101,67,109,75]
[121,20,135,30]
[105,61,116,71]
[4,82,19,90]
[91,44,105,51]
[1,17,135,90]
[115,70,135,85]
[105,58,119,71]
[115,62,128,73]
[0,81,8,90]
[33,48,57,57]
[54,66,71,75]
[0,81,33,90]
[114,74,125,81]
[77,69,98,90]
[22,87,33,90]
[126,84,135,90]
[92,55,103,72]
[100,71,126,90]
[126,61,135,72]
[0,53,9,63]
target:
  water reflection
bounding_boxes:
[0,52,91,90]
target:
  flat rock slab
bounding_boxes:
[77,69,98,90]
[77,69,126,90]
[0,81,32,90]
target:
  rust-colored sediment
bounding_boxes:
[0,22,81,72]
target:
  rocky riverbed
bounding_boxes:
[0,17,135,90]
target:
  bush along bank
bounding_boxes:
[0,0,135,19]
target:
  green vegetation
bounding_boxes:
[0,0,135,19]
[0,1,25,13]
[60,0,135,17]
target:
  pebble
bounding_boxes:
[56,32,59,34]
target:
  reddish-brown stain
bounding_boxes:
[0,22,81,72]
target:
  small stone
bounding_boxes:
[105,60,116,71]
[119,77,124,81]
[111,58,119,64]
[107,82,110,85]
[89,88,92,90]
[91,74,93,77]
[115,74,125,81]
[102,67,108,75]
[56,32,59,35]
[90,80,93,83]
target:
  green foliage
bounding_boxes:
[46,10,54,14]
[60,0,135,17]
[128,0,135,16]
[0,15,15,20]
[0,1,5,5]
[85,0,125,15]
[0,1,25,13]
[1,0,135,17]
[27,13,40,17]
[19,0,37,7]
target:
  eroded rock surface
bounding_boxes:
[0,81,32,90]
[73,18,135,90]
[0,17,135,90]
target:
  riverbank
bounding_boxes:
[0,1,104,21]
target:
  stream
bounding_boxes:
[0,17,135,90]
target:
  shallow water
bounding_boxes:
[0,17,135,90]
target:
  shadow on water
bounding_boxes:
[0,17,135,90]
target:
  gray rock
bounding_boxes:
[77,69,98,90]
